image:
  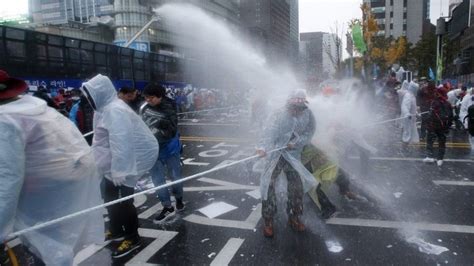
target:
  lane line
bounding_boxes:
[210,238,245,266]
[138,202,163,220]
[433,180,474,186]
[184,204,262,230]
[326,217,474,234]
[125,229,178,266]
[73,241,111,266]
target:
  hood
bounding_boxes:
[401,80,409,91]
[81,74,117,111]
[0,95,47,115]
[407,82,419,95]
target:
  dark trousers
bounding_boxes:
[426,129,447,160]
[262,158,303,220]
[102,178,139,239]
[420,114,429,140]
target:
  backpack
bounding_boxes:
[464,104,474,136]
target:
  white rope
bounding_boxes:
[6,146,286,241]
[362,111,429,128]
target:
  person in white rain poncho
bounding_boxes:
[401,81,420,144]
[81,74,158,259]
[0,70,104,266]
[459,88,474,152]
[256,90,318,238]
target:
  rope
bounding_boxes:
[361,111,429,128]
[5,146,286,242]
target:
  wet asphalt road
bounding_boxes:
[9,110,474,265]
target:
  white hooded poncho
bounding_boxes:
[0,95,104,266]
[401,82,420,143]
[81,74,158,187]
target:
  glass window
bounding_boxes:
[134,70,145,80]
[65,38,80,48]
[6,28,25,40]
[35,33,47,43]
[120,48,132,56]
[48,35,63,46]
[6,41,25,57]
[81,41,93,50]
[120,55,130,66]
[81,50,93,63]
[95,52,106,65]
[48,46,63,59]
[121,68,132,79]
[36,45,47,59]
[67,48,81,62]
[95,43,106,52]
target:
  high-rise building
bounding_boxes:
[449,0,463,15]
[287,0,299,64]
[239,0,291,62]
[299,32,342,80]
[363,0,431,44]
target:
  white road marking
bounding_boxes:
[179,122,239,126]
[125,228,178,266]
[184,204,262,230]
[212,142,239,148]
[433,180,474,186]
[210,238,245,266]
[73,241,110,266]
[138,202,163,220]
[326,217,474,234]
[184,177,258,192]
[199,149,229,157]
[182,158,210,166]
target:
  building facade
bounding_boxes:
[239,0,291,62]
[363,0,431,44]
[299,32,341,80]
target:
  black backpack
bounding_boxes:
[464,104,474,136]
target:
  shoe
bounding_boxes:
[321,206,337,220]
[112,238,141,259]
[288,217,305,232]
[105,231,125,242]
[423,157,435,163]
[263,218,273,238]
[176,197,185,212]
[153,206,175,224]
[437,160,443,166]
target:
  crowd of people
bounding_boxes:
[1,67,473,264]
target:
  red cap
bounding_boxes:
[0,70,28,100]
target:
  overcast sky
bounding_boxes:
[299,0,450,34]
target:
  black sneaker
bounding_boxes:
[321,206,337,220]
[153,206,175,224]
[112,238,141,259]
[105,231,125,242]
[176,198,185,212]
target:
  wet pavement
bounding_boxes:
[7,110,474,265]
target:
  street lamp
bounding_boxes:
[124,15,161,48]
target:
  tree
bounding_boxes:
[410,32,436,77]
[323,22,344,77]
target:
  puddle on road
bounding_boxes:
[405,236,449,255]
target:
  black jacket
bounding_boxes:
[140,97,178,144]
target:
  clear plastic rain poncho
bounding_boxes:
[257,106,318,200]
[0,95,104,266]
[401,82,420,143]
[81,74,158,187]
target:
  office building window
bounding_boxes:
[390,11,393,17]
[390,0,393,5]
[403,12,407,19]
[390,23,393,29]
[403,24,407,31]
[403,0,407,7]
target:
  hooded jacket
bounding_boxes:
[140,97,178,144]
[0,95,103,265]
[81,74,158,187]
[401,82,420,143]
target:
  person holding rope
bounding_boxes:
[141,83,185,224]
[400,81,420,146]
[81,74,159,259]
[0,70,104,265]
[256,90,318,238]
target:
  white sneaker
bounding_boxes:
[437,160,443,167]
[423,157,435,163]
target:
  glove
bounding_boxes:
[407,115,412,120]
[110,175,126,187]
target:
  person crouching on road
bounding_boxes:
[0,70,104,265]
[81,74,159,259]
[140,83,185,224]
[256,90,318,238]
[423,87,453,166]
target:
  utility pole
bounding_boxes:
[435,17,447,85]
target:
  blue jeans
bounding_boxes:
[150,153,183,208]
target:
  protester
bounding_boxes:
[81,74,159,259]
[417,81,436,140]
[141,83,184,224]
[118,86,140,112]
[401,81,420,145]
[459,88,474,153]
[32,85,57,108]
[422,88,453,166]
[0,70,104,265]
[256,89,318,238]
